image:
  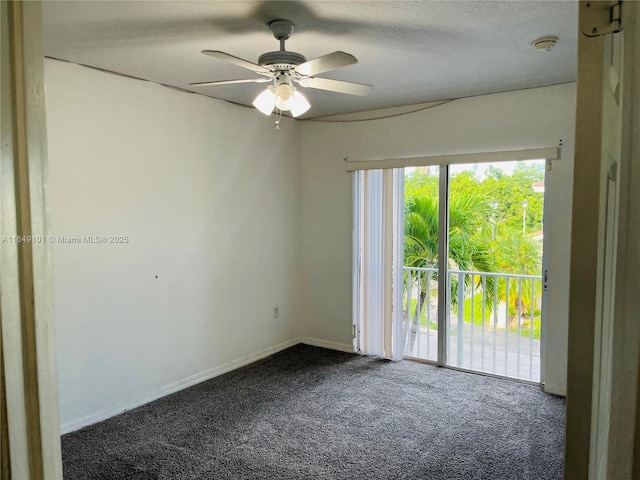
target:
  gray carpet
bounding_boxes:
[62,344,565,479]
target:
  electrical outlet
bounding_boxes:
[273,305,279,319]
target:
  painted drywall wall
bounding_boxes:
[298,83,576,395]
[45,60,300,431]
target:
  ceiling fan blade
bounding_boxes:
[201,50,270,75]
[190,78,271,87]
[295,51,358,76]
[300,77,373,96]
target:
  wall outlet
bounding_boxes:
[273,305,279,319]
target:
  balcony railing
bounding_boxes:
[403,266,542,382]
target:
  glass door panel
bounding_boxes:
[402,166,440,362]
[445,160,546,382]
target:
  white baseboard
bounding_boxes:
[61,336,559,434]
[60,337,300,434]
[543,382,567,397]
[299,336,355,353]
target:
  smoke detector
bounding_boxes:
[531,36,558,52]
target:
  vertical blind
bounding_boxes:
[355,169,404,360]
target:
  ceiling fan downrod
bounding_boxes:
[258,20,306,71]
[268,19,295,51]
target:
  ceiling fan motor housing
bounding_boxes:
[260,20,306,72]
[258,51,307,71]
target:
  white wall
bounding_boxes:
[298,83,576,395]
[45,60,300,431]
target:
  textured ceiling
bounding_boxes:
[42,1,578,119]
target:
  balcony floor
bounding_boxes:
[405,323,541,382]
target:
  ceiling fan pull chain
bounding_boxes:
[274,109,283,132]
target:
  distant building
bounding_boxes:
[532,181,544,193]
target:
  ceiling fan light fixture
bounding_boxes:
[275,83,294,110]
[289,90,311,117]
[254,82,310,117]
[274,86,310,117]
[252,87,276,115]
[275,83,293,100]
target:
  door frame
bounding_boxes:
[1,1,63,478]
[539,161,553,387]
[565,1,640,478]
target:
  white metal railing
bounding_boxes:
[403,266,543,382]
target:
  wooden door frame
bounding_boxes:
[1,1,63,478]
[566,2,640,478]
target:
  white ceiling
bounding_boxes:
[42,1,578,120]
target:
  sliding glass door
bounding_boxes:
[401,160,547,382]
[355,156,548,383]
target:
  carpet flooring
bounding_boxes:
[62,344,565,479]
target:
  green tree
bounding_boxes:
[482,162,544,237]
[494,232,541,322]
[403,190,497,349]
[402,162,545,346]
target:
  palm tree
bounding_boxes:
[403,193,497,351]
[404,195,438,268]
[493,233,541,324]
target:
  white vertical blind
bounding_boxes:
[355,169,404,360]
[391,169,405,361]
[360,169,386,357]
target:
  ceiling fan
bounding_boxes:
[190,19,373,117]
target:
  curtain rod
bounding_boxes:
[344,147,559,172]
